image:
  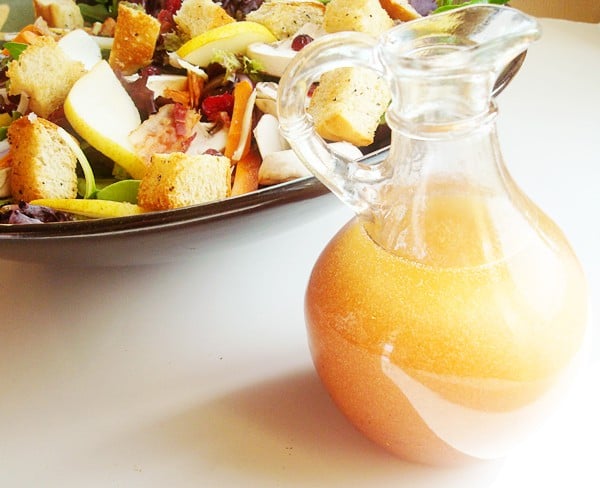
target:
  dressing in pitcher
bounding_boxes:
[277,5,588,466]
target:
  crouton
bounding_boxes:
[323,0,394,35]
[7,114,78,202]
[174,0,235,41]
[138,152,232,210]
[33,0,84,29]
[307,67,390,146]
[7,36,86,118]
[379,0,422,21]
[109,3,161,75]
[246,0,325,40]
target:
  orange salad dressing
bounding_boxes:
[306,189,587,465]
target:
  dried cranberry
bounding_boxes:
[291,34,313,52]
[157,1,181,31]
[156,9,176,33]
[165,0,182,11]
[201,93,235,121]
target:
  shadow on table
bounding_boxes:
[111,370,504,487]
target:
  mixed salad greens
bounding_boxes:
[0,0,509,224]
[73,0,509,22]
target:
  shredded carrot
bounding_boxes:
[188,71,204,109]
[1,24,39,56]
[224,79,254,161]
[13,24,39,44]
[163,71,205,109]
[231,146,262,197]
[163,88,190,107]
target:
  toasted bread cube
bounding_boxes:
[246,0,325,40]
[308,67,390,147]
[379,0,422,21]
[7,115,78,202]
[138,152,232,210]
[109,3,161,75]
[7,36,85,118]
[324,0,393,35]
[33,0,84,29]
[174,0,235,41]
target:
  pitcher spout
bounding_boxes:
[379,5,541,73]
[379,5,541,127]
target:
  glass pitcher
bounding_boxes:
[277,5,588,466]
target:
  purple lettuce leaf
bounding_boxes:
[410,0,438,16]
[0,202,74,224]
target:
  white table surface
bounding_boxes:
[1,17,599,488]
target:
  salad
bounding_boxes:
[0,0,508,224]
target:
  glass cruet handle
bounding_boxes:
[277,31,388,216]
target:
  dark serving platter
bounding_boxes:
[0,2,525,266]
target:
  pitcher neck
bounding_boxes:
[383,100,505,185]
[385,70,497,135]
[364,106,524,264]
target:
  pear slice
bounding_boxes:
[176,21,277,67]
[30,198,146,219]
[64,60,146,179]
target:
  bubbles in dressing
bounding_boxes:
[306,191,587,465]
